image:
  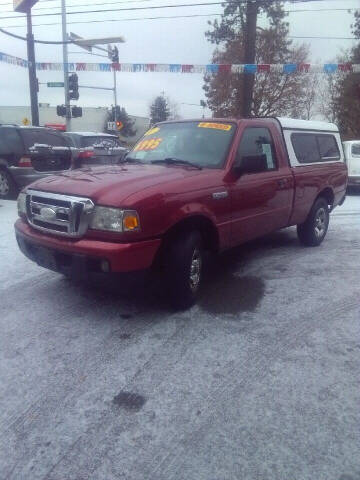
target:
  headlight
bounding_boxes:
[90,207,140,233]
[17,192,27,217]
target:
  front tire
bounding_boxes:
[0,168,18,199]
[164,231,203,310]
[297,197,330,247]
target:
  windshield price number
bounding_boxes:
[134,138,162,151]
[198,122,232,131]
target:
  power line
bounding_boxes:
[0,0,352,5]
[291,35,356,39]
[0,0,161,14]
[0,0,327,4]
[3,5,359,21]
[0,0,357,23]
[0,8,358,31]
[0,1,290,20]
[1,0,357,17]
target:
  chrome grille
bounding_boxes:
[26,189,94,238]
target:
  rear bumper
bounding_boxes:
[9,167,71,188]
[15,219,161,275]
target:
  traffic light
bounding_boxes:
[56,105,67,117]
[112,47,119,63]
[68,73,79,101]
[72,106,83,118]
[109,46,119,63]
[116,121,123,131]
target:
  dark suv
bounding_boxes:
[64,132,128,167]
[0,125,72,199]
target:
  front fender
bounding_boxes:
[167,201,218,228]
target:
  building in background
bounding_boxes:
[0,105,149,145]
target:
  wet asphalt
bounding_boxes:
[1,195,360,480]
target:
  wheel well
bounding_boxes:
[165,216,219,252]
[155,215,219,268]
[317,187,334,209]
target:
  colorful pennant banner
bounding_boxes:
[0,51,28,68]
[1,52,359,75]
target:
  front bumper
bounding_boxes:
[348,176,360,187]
[9,167,71,188]
[15,219,161,275]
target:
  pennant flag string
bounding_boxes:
[0,52,358,75]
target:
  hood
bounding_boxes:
[28,164,203,206]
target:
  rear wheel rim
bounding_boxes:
[0,172,10,196]
[189,248,202,293]
[314,207,327,238]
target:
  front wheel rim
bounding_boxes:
[0,172,10,196]
[314,207,327,238]
[189,248,202,293]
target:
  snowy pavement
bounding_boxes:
[1,195,360,480]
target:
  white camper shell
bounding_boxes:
[343,141,360,187]
[277,118,344,168]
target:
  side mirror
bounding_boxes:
[233,154,268,176]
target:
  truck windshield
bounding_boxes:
[127,121,236,169]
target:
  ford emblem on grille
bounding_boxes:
[40,207,57,221]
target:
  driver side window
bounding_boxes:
[236,127,277,172]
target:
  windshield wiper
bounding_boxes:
[120,157,142,164]
[151,158,202,170]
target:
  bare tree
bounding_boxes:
[300,74,319,120]
[204,32,311,118]
[317,74,341,123]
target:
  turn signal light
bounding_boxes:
[18,157,32,168]
[123,212,139,231]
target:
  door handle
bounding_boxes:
[277,178,288,188]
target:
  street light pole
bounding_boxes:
[26,10,39,126]
[61,0,71,131]
[113,67,118,124]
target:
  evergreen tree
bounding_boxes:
[106,106,137,137]
[150,96,170,125]
[333,11,360,137]
[204,0,311,118]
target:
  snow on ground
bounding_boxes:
[0,200,48,289]
[0,194,360,480]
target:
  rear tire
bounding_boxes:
[0,168,18,199]
[164,231,203,310]
[297,197,329,247]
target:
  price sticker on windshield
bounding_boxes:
[144,127,160,136]
[134,138,162,151]
[198,122,232,131]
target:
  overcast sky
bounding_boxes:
[0,0,358,118]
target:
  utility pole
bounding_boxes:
[113,68,118,124]
[242,0,258,117]
[61,0,71,131]
[26,10,39,126]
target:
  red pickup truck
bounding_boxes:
[15,117,347,308]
